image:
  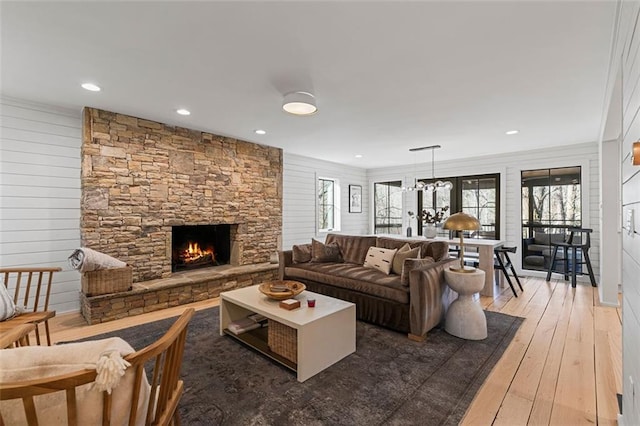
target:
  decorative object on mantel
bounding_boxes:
[443,211,481,272]
[258,280,306,300]
[349,185,362,213]
[421,206,449,238]
[402,145,453,193]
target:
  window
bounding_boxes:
[374,181,402,234]
[461,177,498,239]
[318,178,338,231]
[521,167,581,271]
[418,173,500,239]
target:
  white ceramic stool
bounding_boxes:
[444,268,487,340]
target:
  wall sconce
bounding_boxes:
[633,141,640,166]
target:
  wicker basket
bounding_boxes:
[81,266,133,296]
[268,319,297,363]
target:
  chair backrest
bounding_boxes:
[494,246,517,254]
[0,308,195,426]
[0,267,62,313]
[567,228,592,248]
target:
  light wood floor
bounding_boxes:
[46,276,621,425]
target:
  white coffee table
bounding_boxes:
[220,285,356,382]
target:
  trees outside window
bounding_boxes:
[318,178,336,231]
[374,181,402,234]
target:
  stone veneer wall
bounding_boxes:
[81,108,282,282]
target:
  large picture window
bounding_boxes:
[374,181,402,234]
[418,173,500,239]
[521,167,581,271]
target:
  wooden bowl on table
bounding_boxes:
[258,280,306,300]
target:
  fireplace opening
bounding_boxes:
[172,225,231,272]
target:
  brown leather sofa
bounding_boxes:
[279,234,456,341]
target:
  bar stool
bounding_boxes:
[545,228,597,288]
[494,246,523,297]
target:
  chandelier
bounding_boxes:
[402,145,453,192]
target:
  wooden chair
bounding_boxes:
[0,307,195,426]
[0,323,36,349]
[0,267,62,345]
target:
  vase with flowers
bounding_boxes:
[421,206,449,238]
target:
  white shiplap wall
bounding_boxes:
[367,142,600,281]
[282,153,369,248]
[0,97,82,313]
[613,1,640,424]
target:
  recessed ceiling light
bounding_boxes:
[81,83,101,92]
[176,109,191,116]
[355,154,363,158]
[505,130,519,135]
[282,91,317,116]
[254,129,266,135]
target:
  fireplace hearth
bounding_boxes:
[172,225,231,272]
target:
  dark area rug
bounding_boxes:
[89,307,523,426]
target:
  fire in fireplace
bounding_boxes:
[171,225,231,272]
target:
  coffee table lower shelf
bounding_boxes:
[223,327,297,372]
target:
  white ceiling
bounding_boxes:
[1,1,616,168]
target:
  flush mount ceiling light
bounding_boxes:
[176,109,191,116]
[254,129,266,135]
[505,130,519,135]
[81,83,101,92]
[282,91,317,116]
[402,145,453,193]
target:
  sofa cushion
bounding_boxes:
[363,247,397,275]
[534,232,566,246]
[311,239,342,263]
[292,243,312,263]
[325,234,378,264]
[401,257,435,286]
[376,237,449,262]
[284,263,409,304]
[391,244,421,275]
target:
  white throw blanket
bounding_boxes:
[68,247,127,272]
[0,337,150,425]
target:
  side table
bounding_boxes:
[444,268,487,340]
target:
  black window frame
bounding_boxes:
[373,180,403,235]
[417,173,501,239]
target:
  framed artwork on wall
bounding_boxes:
[349,185,362,213]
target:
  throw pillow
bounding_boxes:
[0,283,16,321]
[311,239,342,263]
[363,247,398,275]
[391,243,421,275]
[292,244,312,263]
[401,257,435,286]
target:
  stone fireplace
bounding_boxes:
[171,224,234,272]
[81,107,282,283]
[79,108,282,323]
